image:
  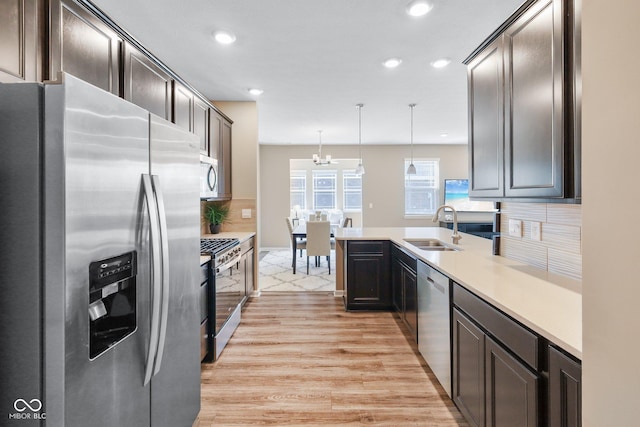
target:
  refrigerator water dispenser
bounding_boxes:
[89,251,137,359]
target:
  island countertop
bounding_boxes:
[335,227,582,359]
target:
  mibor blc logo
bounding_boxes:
[8,398,46,420]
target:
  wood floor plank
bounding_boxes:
[200,293,467,426]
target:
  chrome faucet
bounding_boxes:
[432,205,461,244]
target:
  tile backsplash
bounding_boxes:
[500,202,582,280]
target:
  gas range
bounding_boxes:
[200,238,241,271]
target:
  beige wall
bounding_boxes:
[582,1,640,424]
[259,144,469,247]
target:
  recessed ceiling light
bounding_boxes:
[431,58,451,68]
[383,58,402,68]
[213,30,236,45]
[440,133,448,137]
[248,88,263,96]
[406,1,433,17]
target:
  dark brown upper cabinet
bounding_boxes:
[50,0,120,94]
[0,0,41,83]
[172,81,193,132]
[467,37,505,198]
[193,98,209,156]
[123,41,172,120]
[209,110,222,160]
[219,119,232,199]
[465,0,580,202]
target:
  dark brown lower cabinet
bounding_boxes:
[453,308,486,427]
[549,346,582,427]
[391,245,418,341]
[485,337,538,427]
[345,241,390,310]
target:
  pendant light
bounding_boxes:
[406,104,417,175]
[312,130,333,165]
[355,103,365,175]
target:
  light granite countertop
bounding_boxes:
[335,227,582,359]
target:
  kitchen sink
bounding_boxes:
[403,239,460,251]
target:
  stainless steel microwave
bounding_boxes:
[200,156,218,199]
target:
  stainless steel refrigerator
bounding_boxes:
[0,74,201,426]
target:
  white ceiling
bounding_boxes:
[91,0,524,145]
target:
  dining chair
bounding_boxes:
[286,217,306,268]
[306,220,331,274]
[342,217,353,228]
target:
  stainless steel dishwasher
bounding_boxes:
[417,260,451,397]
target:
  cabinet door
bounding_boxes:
[346,241,390,310]
[485,337,538,427]
[123,42,172,119]
[0,0,40,83]
[391,258,403,313]
[194,98,209,155]
[549,346,581,427]
[453,308,486,427]
[209,110,221,160]
[402,265,418,341]
[504,0,564,197]
[173,81,193,132]
[467,37,504,198]
[219,119,233,198]
[50,0,120,94]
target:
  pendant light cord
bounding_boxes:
[410,103,415,163]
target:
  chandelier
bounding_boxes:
[312,130,334,165]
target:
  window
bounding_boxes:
[312,171,336,210]
[290,171,306,210]
[343,172,362,211]
[405,159,439,216]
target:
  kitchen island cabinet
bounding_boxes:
[391,244,418,341]
[344,240,391,310]
[335,227,582,425]
[549,346,582,427]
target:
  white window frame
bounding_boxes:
[342,171,362,212]
[312,170,337,210]
[290,170,307,210]
[404,159,439,217]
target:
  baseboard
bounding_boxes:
[333,290,344,298]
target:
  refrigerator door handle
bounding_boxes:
[151,175,170,375]
[142,174,162,386]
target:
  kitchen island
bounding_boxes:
[334,227,581,359]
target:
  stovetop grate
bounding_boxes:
[200,238,238,255]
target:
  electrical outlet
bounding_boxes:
[531,221,541,241]
[508,219,522,237]
[241,209,252,219]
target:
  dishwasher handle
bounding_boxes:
[426,275,447,294]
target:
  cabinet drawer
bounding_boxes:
[240,236,254,254]
[453,283,540,370]
[348,240,387,254]
[200,282,208,324]
[391,244,417,272]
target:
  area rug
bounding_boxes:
[258,250,336,292]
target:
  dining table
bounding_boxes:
[291,223,336,274]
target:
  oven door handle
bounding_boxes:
[216,254,241,274]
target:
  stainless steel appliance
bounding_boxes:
[417,261,452,397]
[0,74,201,426]
[200,156,219,199]
[200,238,244,361]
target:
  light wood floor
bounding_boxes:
[200,293,468,426]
